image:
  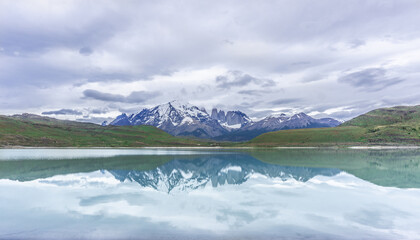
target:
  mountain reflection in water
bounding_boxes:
[109,155,339,192]
[2,148,420,188]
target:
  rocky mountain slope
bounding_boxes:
[211,108,252,130]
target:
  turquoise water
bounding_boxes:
[1,148,420,239]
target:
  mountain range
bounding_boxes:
[2,104,419,147]
[109,100,341,140]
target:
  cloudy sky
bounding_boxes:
[1,0,420,123]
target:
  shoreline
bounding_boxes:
[1,145,420,150]
[348,146,420,149]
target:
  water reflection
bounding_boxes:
[2,149,420,188]
[110,155,339,192]
[1,149,420,240]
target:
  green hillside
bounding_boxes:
[342,105,420,144]
[0,114,211,147]
[245,126,367,146]
[247,105,420,146]
[342,105,420,127]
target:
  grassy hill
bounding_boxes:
[244,126,367,146]
[341,105,420,144]
[341,105,420,127]
[0,114,212,147]
[246,105,420,146]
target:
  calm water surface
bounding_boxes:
[1,148,420,240]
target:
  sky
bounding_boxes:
[1,0,420,124]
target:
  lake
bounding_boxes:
[1,148,420,240]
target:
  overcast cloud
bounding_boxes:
[42,109,83,115]
[1,0,420,123]
[82,89,160,103]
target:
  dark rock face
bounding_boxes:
[211,108,252,130]
[225,111,252,126]
[211,108,226,122]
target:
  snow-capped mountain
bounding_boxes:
[215,112,342,141]
[109,154,340,193]
[109,100,341,140]
[110,100,227,138]
[211,108,252,130]
[243,112,340,132]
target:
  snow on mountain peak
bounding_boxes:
[169,101,208,118]
[268,113,287,119]
[168,100,193,109]
[290,112,311,120]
